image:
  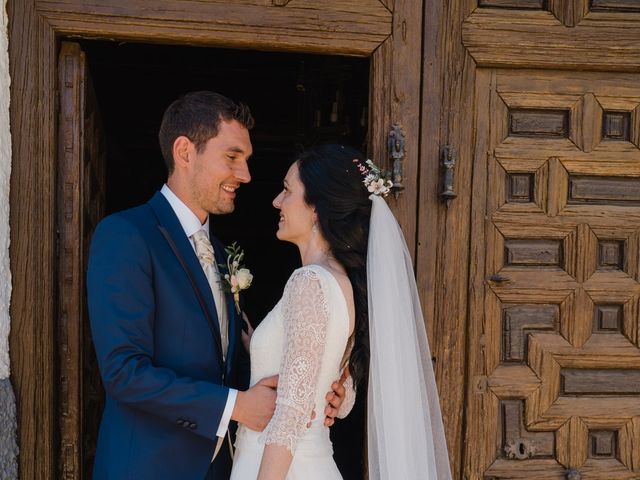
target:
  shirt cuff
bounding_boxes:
[216,388,238,437]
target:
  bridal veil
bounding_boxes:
[366,195,452,480]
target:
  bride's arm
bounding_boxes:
[257,269,329,480]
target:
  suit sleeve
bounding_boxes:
[87,214,229,441]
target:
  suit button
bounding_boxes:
[189,422,197,429]
[176,419,185,426]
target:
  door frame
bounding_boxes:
[7,1,423,478]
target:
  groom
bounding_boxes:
[87,91,345,480]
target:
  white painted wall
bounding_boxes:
[0,0,12,381]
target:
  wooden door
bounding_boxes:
[57,41,106,480]
[422,2,640,479]
[9,2,422,478]
[467,69,640,479]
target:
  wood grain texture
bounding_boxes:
[465,67,640,479]
[386,0,423,255]
[57,41,106,480]
[463,9,640,71]
[549,0,590,27]
[479,0,546,8]
[7,1,57,478]
[591,0,640,12]
[57,41,85,480]
[418,0,479,477]
[36,0,392,56]
[461,68,494,480]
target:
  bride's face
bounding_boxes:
[272,162,316,244]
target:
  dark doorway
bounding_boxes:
[80,40,368,478]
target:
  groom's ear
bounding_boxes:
[172,136,193,170]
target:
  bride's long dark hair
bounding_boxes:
[296,144,371,388]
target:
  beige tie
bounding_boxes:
[192,229,230,462]
[192,229,228,360]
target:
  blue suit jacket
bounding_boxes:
[87,192,250,480]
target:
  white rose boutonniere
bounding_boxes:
[219,242,253,313]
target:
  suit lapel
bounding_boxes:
[211,233,238,379]
[148,192,224,368]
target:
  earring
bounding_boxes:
[312,223,318,234]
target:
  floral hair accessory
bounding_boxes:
[352,158,393,197]
[218,242,253,313]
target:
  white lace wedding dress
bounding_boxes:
[230,264,355,479]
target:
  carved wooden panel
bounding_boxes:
[561,369,640,394]
[590,0,640,12]
[589,430,617,458]
[603,111,631,141]
[462,8,640,67]
[503,304,558,362]
[569,176,640,204]
[593,304,622,332]
[466,70,640,479]
[598,241,624,270]
[509,109,570,138]
[507,173,535,203]
[504,239,563,266]
[479,0,547,8]
[500,400,555,459]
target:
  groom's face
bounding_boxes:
[189,119,252,215]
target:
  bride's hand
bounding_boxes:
[322,366,350,427]
[241,311,254,353]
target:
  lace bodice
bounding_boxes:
[248,265,352,454]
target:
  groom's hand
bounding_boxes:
[232,375,278,432]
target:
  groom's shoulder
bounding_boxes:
[93,202,156,241]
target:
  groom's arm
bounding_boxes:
[87,214,232,441]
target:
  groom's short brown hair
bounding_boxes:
[158,91,254,175]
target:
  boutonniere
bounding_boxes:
[218,242,253,313]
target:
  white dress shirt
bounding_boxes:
[160,184,237,438]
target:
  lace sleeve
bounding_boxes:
[337,373,356,419]
[262,268,329,454]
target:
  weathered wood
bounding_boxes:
[57,41,85,480]
[479,0,546,8]
[504,239,563,266]
[56,41,107,480]
[7,1,57,479]
[500,400,555,457]
[386,0,423,255]
[418,0,478,477]
[463,9,640,71]
[503,304,558,362]
[602,111,631,141]
[548,0,590,27]
[569,176,640,203]
[509,109,569,138]
[36,0,392,56]
[464,64,640,478]
[80,54,107,478]
[589,430,617,458]
[598,240,624,270]
[561,369,640,394]
[591,0,640,11]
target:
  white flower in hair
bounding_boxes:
[353,158,393,197]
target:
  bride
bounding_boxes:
[230,145,451,480]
